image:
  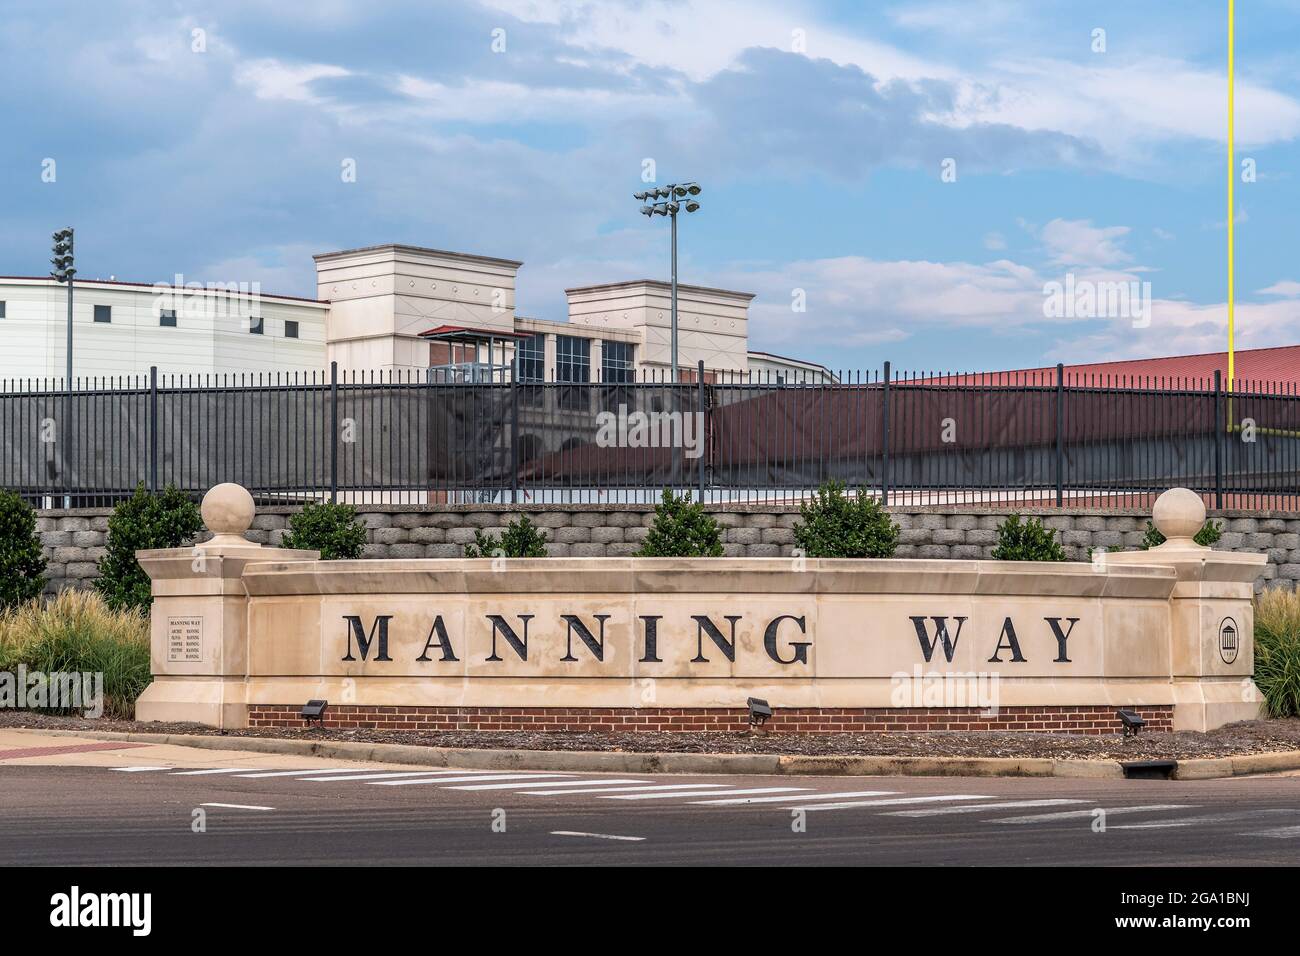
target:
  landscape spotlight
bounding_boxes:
[1117,709,1145,737]
[301,699,329,725]
[747,696,773,727]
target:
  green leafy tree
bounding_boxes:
[991,514,1067,561]
[281,501,367,559]
[636,489,724,557]
[0,490,48,609]
[1139,519,1222,550]
[463,515,549,558]
[94,485,203,612]
[792,480,899,558]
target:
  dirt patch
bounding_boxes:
[4,711,1299,761]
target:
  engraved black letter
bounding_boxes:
[416,615,459,662]
[763,615,810,665]
[485,614,532,662]
[560,614,609,662]
[342,615,392,662]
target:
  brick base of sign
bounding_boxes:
[247,704,1174,734]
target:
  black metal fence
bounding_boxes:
[2,362,1298,510]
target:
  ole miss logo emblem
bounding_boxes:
[1218,618,1239,665]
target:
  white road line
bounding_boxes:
[691,790,898,806]
[551,831,645,842]
[444,778,645,791]
[111,766,172,772]
[1245,825,1300,838]
[799,795,995,812]
[235,768,388,778]
[604,787,810,801]
[301,770,497,782]
[885,799,1090,817]
[200,803,275,811]
[517,783,733,796]
[993,804,1195,824]
[168,768,257,776]
[371,773,575,787]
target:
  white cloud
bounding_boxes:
[1037,219,1133,268]
[479,0,950,82]
[235,59,351,103]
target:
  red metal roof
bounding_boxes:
[910,345,1300,389]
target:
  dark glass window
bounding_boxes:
[0,301,6,318]
[159,309,177,327]
[516,333,544,382]
[556,335,590,383]
[285,320,299,339]
[601,340,635,383]
[249,316,264,335]
[93,305,111,323]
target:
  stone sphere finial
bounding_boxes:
[201,483,255,539]
[1151,487,1207,546]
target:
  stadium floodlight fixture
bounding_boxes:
[632,182,703,382]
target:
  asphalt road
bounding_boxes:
[3,762,1299,866]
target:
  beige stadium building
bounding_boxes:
[0,243,832,385]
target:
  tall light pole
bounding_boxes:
[52,227,75,506]
[634,183,701,383]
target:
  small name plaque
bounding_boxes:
[167,616,204,663]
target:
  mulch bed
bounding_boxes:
[4,711,1299,761]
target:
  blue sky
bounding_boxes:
[4,0,1299,372]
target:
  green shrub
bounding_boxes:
[0,590,151,719]
[94,485,202,613]
[636,489,724,557]
[463,515,549,558]
[792,480,899,558]
[991,514,1067,561]
[1255,589,1300,718]
[281,501,367,559]
[0,491,47,610]
[1139,519,1223,550]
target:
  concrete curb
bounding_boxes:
[11,728,1130,778]
[16,728,1297,779]
[1173,750,1300,779]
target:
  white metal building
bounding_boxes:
[0,245,832,385]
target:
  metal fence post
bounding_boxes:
[149,365,158,493]
[1214,369,1224,509]
[510,360,520,505]
[881,360,891,506]
[1055,362,1064,507]
[696,359,706,503]
[329,360,339,504]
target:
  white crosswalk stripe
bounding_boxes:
[111,766,172,772]
[445,778,646,791]
[517,783,734,796]
[168,768,257,776]
[1244,825,1300,838]
[798,794,994,812]
[302,770,500,783]
[370,773,576,787]
[690,790,898,806]
[604,787,811,801]
[992,804,1194,824]
[885,799,1090,817]
[236,768,392,779]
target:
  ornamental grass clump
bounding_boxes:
[1254,588,1300,718]
[0,590,150,719]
